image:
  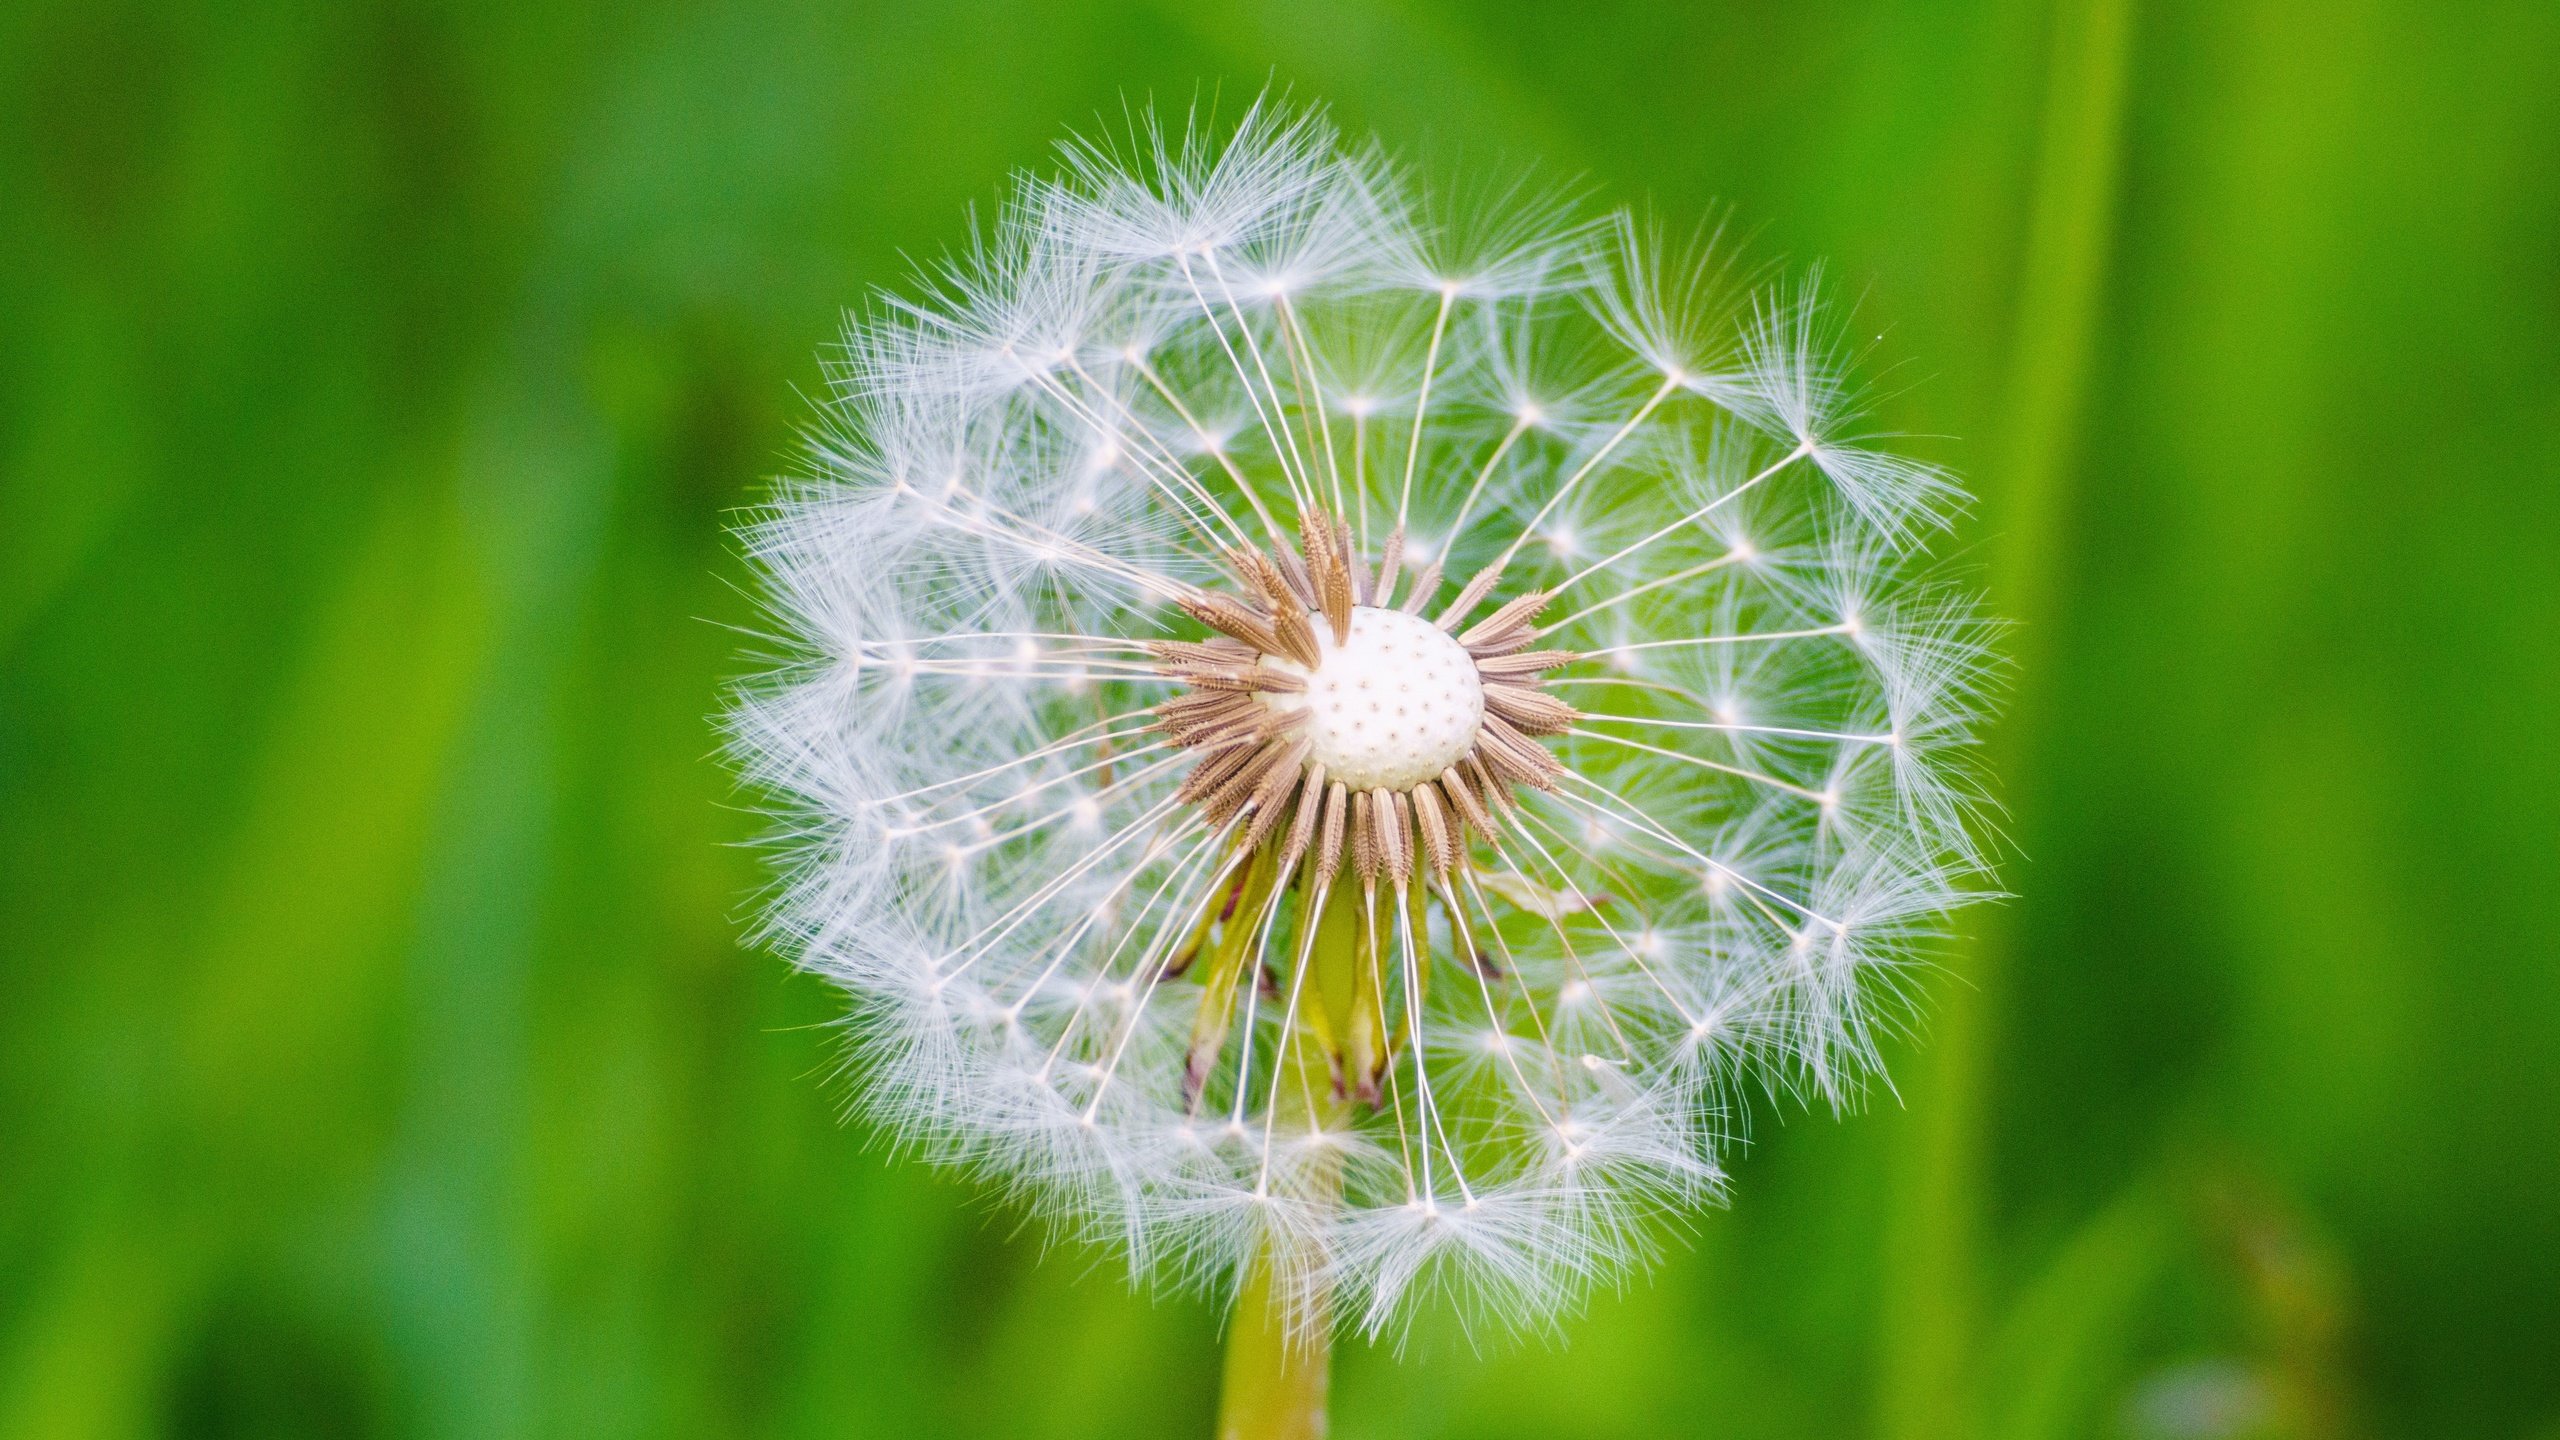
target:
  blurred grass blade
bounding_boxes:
[1877,0,2138,1437]
[1983,1185,2174,1440]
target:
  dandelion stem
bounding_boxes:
[1217,1250,1330,1440]
[1227,893,1349,1440]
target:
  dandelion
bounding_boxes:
[730,97,1996,1435]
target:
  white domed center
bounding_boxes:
[1272,606,1483,792]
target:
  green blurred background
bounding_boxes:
[5,1,2556,1436]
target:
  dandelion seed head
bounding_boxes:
[729,95,1996,1339]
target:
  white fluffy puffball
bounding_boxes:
[728,98,1998,1340]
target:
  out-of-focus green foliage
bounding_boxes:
[4,2,2555,1436]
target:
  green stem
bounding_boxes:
[1217,869,1357,1439]
[1217,1252,1332,1440]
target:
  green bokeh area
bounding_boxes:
[5,2,2556,1436]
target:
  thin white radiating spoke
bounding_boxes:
[871,663,1178,688]
[1172,254,1312,515]
[871,630,1162,655]
[1543,675,1690,698]
[1084,819,1259,1116]
[1549,440,1809,595]
[893,739,1175,834]
[996,810,1207,1007]
[1054,355,1265,546]
[861,650,1171,677]
[1026,365,1253,554]
[1060,352,1305,557]
[1486,373,1683,578]
[1540,552,1746,633]
[946,800,1187,990]
[1383,886,1433,1201]
[954,751,1189,856]
[1395,888,1475,1204]
[1358,884,1423,1202]
[1470,829,1639,1062]
[1451,866,1575,1100]
[1396,286,1457,534]
[943,791,1188,979]
[1249,875,1329,1180]
[1576,624,1851,660]
[866,712,1158,806]
[1576,712,1895,746]
[1128,355,1291,548]
[1565,725,1829,801]
[1177,251,1313,513]
[1546,777,1804,942]
[1202,252,1330,515]
[918,478,1201,603]
[1432,876,1562,1125]
[1214,861,1295,1119]
[1352,412,1372,550]
[1431,414,1531,574]
[1275,294,1349,521]
[1041,813,1230,1075]
[927,473,1196,585]
[1504,802,1694,1028]
[1552,771,1838,929]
